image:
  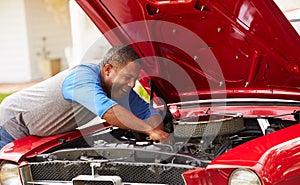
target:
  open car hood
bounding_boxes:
[76,0,300,103]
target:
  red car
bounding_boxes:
[1,0,300,184]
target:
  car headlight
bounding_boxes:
[0,161,22,185]
[228,168,262,185]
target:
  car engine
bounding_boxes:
[24,109,299,185]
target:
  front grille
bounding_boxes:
[27,161,189,185]
[74,181,113,185]
[95,162,186,184]
[30,161,91,181]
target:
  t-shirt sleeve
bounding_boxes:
[62,65,117,118]
[128,90,159,121]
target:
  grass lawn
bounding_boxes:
[0,93,11,104]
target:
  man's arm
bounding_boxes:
[103,104,169,142]
[62,65,169,141]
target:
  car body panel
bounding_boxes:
[210,123,300,165]
[182,123,300,184]
[0,123,111,163]
[0,131,81,163]
[76,0,300,103]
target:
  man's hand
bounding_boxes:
[104,105,173,144]
[147,128,171,143]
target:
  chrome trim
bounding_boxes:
[26,180,168,185]
[155,98,300,108]
[27,181,72,185]
[73,175,122,185]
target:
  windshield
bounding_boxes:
[274,0,300,34]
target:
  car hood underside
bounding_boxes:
[76,0,300,103]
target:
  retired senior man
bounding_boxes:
[0,45,169,149]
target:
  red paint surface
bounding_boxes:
[76,0,300,103]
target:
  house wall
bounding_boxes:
[25,0,72,80]
[69,0,111,67]
[0,0,31,83]
[0,0,112,83]
[0,0,72,83]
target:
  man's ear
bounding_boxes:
[103,64,113,76]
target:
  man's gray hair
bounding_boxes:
[100,45,141,68]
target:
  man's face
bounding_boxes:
[105,62,141,100]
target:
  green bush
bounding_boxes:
[0,93,11,104]
[134,83,150,102]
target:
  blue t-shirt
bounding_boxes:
[62,64,158,121]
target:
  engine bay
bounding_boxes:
[34,107,300,168]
